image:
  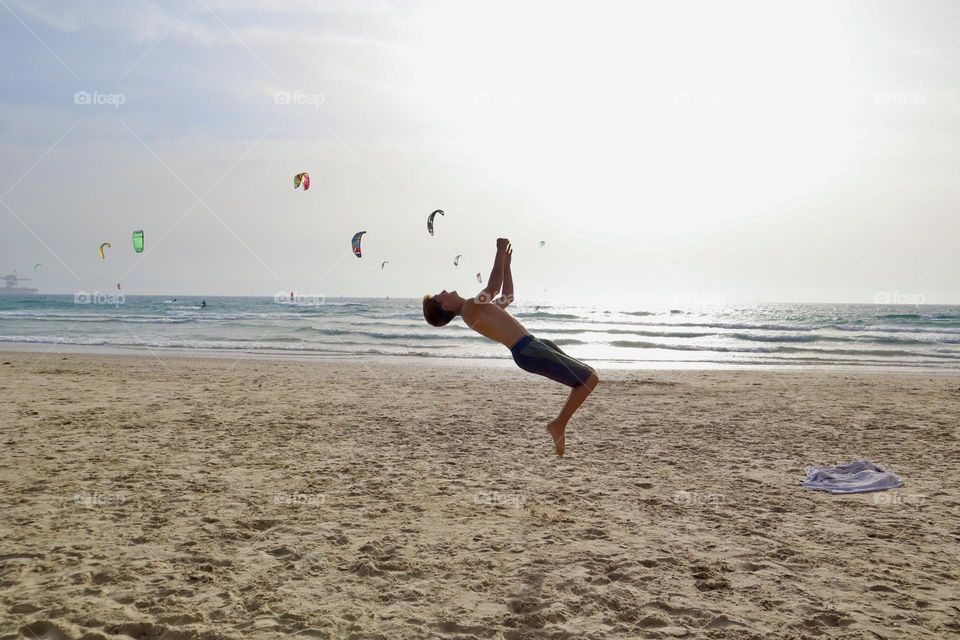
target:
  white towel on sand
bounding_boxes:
[800,460,903,494]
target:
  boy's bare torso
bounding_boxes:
[461,300,529,348]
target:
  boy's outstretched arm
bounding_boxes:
[495,245,514,308]
[479,238,509,302]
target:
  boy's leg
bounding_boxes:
[511,337,599,456]
[547,370,599,457]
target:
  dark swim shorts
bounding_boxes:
[510,335,595,388]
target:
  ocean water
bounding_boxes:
[2,295,960,370]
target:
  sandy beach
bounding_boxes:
[1,350,958,639]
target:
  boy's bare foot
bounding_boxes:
[546,419,566,457]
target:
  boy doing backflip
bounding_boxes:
[422,238,599,456]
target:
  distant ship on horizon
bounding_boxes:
[0,272,38,295]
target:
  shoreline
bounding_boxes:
[2,342,959,376]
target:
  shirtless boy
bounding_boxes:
[422,238,599,456]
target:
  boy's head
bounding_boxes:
[422,290,458,327]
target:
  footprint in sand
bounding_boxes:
[691,564,731,592]
[867,584,898,593]
[580,526,609,540]
[19,621,72,640]
[706,614,745,629]
[801,610,855,630]
[267,545,300,560]
[109,590,136,605]
[10,603,42,614]
[505,597,550,614]
[325,531,349,545]
[432,620,495,636]
[242,518,280,532]
[350,557,383,576]
[104,622,190,640]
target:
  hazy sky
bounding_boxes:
[1,0,958,305]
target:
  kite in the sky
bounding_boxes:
[381,261,389,269]
[132,230,144,253]
[294,172,310,190]
[539,241,546,248]
[427,209,444,236]
[476,272,482,283]
[98,242,111,259]
[351,231,366,258]
[33,263,42,271]
[454,254,462,267]
[117,283,121,290]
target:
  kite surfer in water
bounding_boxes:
[422,238,599,456]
